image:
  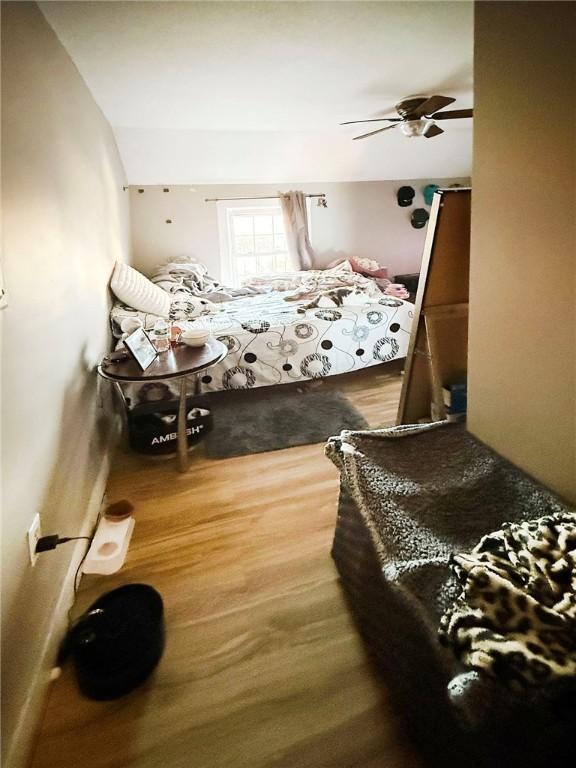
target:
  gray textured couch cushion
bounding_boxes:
[326,422,572,623]
[327,422,575,768]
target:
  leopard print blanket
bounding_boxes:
[439,512,576,690]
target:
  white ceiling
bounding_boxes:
[40,1,474,184]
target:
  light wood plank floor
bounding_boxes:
[30,365,422,768]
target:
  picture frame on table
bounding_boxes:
[123,327,158,371]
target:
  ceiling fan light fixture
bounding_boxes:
[400,119,433,138]
[342,95,470,142]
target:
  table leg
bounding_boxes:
[114,382,131,452]
[177,376,188,472]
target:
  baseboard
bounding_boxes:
[5,450,112,768]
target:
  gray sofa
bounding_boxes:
[327,423,575,768]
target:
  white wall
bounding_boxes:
[468,1,575,503]
[129,178,469,281]
[1,4,131,766]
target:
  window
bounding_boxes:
[220,205,290,285]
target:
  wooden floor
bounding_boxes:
[30,365,422,768]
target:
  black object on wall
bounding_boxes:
[397,186,415,207]
[411,208,429,229]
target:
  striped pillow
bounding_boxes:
[110,262,171,318]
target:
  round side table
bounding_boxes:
[98,338,227,472]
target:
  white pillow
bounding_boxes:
[110,262,171,318]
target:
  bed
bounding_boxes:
[110,260,414,398]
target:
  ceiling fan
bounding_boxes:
[341,95,473,140]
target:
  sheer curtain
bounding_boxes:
[278,191,315,270]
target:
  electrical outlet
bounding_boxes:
[27,514,42,566]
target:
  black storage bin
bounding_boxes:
[63,584,165,700]
[393,272,420,295]
[128,398,212,455]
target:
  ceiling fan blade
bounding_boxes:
[430,108,473,120]
[340,118,401,126]
[410,94,456,118]
[423,123,444,139]
[353,123,399,140]
[396,97,428,119]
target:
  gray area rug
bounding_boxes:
[200,385,368,459]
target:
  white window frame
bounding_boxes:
[217,201,291,286]
[216,198,312,286]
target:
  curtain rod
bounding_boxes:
[204,193,326,203]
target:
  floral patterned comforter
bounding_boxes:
[111,285,413,396]
[176,290,412,392]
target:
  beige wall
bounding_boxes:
[468,2,576,502]
[129,178,469,281]
[1,4,131,766]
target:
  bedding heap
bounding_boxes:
[325,257,410,300]
[151,258,262,304]
[280,263,382,303]
[141,257,388,309]
[110,259,392,337]
[439,512,576,689]
[247,260,409,302]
